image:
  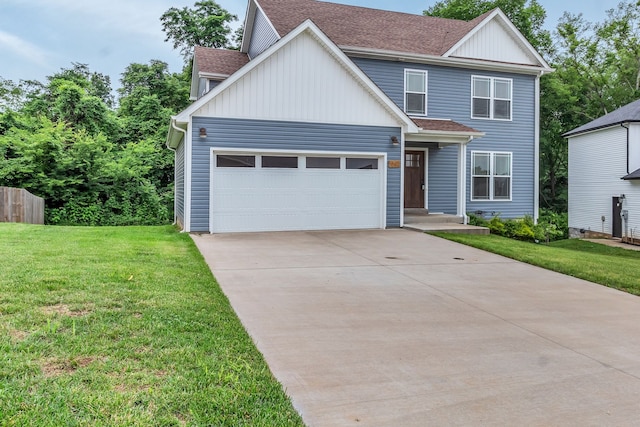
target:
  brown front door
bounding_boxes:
[404,151,425,208]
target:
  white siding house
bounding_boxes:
[566,99,640,239]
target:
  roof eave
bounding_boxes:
[341,46,553,75]
[198,72,231,80]
[406,130,484,145]
[564,121,640,138]
[239,0,256,53]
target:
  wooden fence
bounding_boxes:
[0,187,45,224]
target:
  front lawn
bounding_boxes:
[432,233,640,296]
[0,224,303,426]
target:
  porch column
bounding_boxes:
[457,142,467,224]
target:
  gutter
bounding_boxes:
[342,46,554,76]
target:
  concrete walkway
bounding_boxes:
[192,229,640,426]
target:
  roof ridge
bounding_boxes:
[312,0,476,23]
[258,0,486,57]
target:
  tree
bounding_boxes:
[424,0,552,57]
[538,2,640,211]
[160,0,238,61]
[117,60,190,190]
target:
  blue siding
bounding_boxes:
[175,140,185,228]
[428,146,458,214]
[352,57,536,217]
[248,7,279,59]
[189,117,402,232]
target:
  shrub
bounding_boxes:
[488,216,505,235]
[468,211,568,243]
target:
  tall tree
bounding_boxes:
[160,0,238,61]
[539,2,640,211]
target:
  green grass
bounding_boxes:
[0,224,303,426]
[432,232,640,296]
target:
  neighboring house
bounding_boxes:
[167,0,551,233]
[565,99,640,239]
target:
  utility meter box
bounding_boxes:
[621,210,629,220]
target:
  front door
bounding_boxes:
[612,196,622,238]
[404,151,425,208]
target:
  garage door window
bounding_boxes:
[306,157,340,169]
[217,155,255,167]
[262,156,298,168]
[346,158,378,170]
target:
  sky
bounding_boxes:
[0,0,623,91]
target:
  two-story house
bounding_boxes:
[166,0,551,233]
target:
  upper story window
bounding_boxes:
[405,69,427,116]
[471,151,512,201]
[472,76,512,120]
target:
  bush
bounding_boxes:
[469,211,568,243]
[488,216,505,235]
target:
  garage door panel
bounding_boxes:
[211,154,383,233]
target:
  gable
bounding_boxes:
[192,28,406,128]
[447,17,540,66]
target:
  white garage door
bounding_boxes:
[210,151,385,233]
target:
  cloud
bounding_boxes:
[0,30,50,67]
[18,0,200,38]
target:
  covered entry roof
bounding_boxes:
[408,118,484,145]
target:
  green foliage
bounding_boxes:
[0,58,191,226]
[470,211,568,243]
[0,114,171,226]
[488,215,506,235]
[160,0,238,60]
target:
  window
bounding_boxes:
[471,152,512,201]
[217,155,255,167]
[405,153,421,168]
[306,157,340,169]
[262,156,298,168]
[405,69,427,116]
[346,158,378,170]
[472,76,512,120]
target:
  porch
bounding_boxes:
[403,209,489,235]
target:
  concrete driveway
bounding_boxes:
[192,229,640,426]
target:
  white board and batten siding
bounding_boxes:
[449,19,539,66]
[569,124,640,236]
[194,30,400,128]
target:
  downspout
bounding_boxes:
[621,122,630,174]
[534,73,541,224]
[463,136,473,225]
[169,118,187,227]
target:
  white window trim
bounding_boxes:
[404,69,428,117]
[470,151,513,202]
[471,75,513,121]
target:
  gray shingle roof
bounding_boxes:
[257,0,492,57]
[412,118,482,134]
[564,99,640,137]
[194,47,249,76]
